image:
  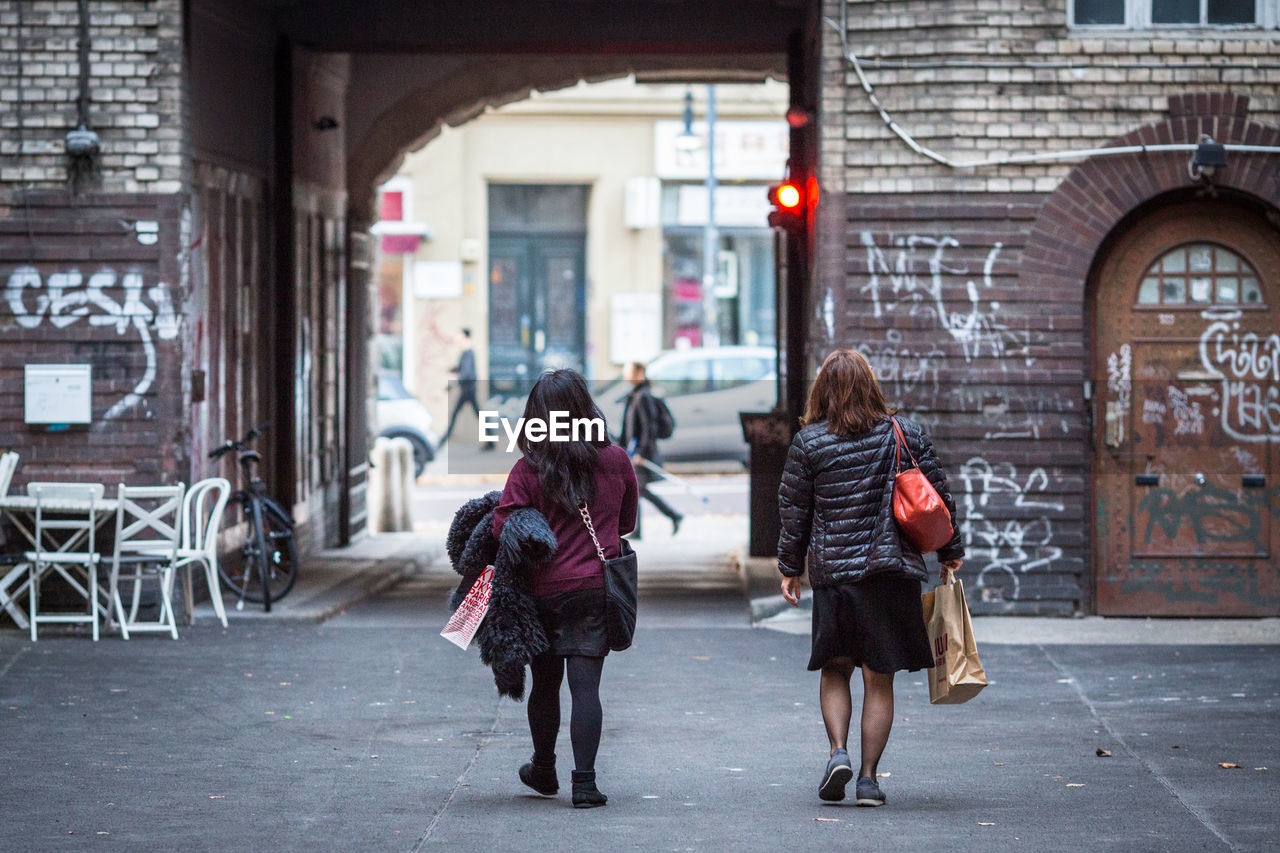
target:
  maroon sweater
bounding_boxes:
[492,444,638,599]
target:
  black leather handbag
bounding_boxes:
[578,504,638,651]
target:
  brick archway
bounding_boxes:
[346,54,786,220]
[1021,93,1280,312]
[1021,93,1280,614]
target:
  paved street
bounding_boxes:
[410,472,748,529]
[1,575,1276,852]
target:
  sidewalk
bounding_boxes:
[183,512,748,625]
[183,532,445,624]
[195,520,1280,648]
[758,594,1280,644]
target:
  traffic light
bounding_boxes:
[767,176,817,231]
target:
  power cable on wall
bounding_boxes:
[823,16,1280,170]
[15,0,35,246]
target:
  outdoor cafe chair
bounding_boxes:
[25,482,106,642]
[108,483,185,640]
[0,451,18,498]
[0,451,27,624]
[173,477,231,627]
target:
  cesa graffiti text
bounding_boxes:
[3,265,180,421]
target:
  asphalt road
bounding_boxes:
[0,583,1276,852]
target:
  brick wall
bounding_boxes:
[0,193,187,488]
[0,2,187,494]
[0,0,183,194]
[820,0,1280,613]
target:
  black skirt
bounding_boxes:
[535,587,610,658]
[808,574,933,673]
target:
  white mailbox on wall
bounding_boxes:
[25,364,93,424]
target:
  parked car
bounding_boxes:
[375,371,439,478]
[595,346,777,464]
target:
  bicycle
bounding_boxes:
[209,423,299,612]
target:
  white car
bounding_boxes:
[375,372,439,477]
[596,346,777,464]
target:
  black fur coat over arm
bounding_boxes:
[446,491,554,700]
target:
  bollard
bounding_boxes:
[388,436,414,531]
[368,436,392,534]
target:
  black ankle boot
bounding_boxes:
[519,756,558,795]
[571,770,607,808]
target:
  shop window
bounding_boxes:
[1136,242,1265,306]
[661,228,777,350]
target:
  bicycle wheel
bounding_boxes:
[218,494,299,604]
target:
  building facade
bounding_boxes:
[818,0,1280,615]
[374,78,788,432]
[1,0,1276,616]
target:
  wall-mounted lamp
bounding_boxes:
[313,116,339,131]
[675,89,700,152]
[1189,135,1227,183]
[65,125,101,194]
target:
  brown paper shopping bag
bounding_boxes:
[921,576,988,704]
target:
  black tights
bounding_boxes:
[527,652,604,772]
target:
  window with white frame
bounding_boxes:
[1071,0,1279,27]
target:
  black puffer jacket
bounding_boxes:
[777,416,964,587]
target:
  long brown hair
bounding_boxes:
[801,349,895,436]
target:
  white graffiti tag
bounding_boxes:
[1167,385,1204,436]
[958,457,1066,599]
[858,232,1031,365]
[859,329,944,398]
[1199,309,1280,441]
[4,266,181,420]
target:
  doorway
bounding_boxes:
[1091,198,1280,615]
[487,184,588,389]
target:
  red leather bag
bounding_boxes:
[890,417,954,553]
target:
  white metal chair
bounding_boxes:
[25,482,106,642]
[107,483,185,640]
[172,477,231,627]
[0,451,28,627]
[0,451,18,497]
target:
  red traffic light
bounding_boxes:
[775,183,801,209]
[767,178,817,230]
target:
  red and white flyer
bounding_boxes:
[440,567,494,650]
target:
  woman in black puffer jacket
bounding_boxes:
[777,349,964,807]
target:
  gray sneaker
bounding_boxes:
[818,749,853,801]
[855,775,886,806]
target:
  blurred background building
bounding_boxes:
[372,77,787,431]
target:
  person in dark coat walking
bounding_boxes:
[777,349,964,806]
[441,328,479,444]
[493,368,639,808]
[619,361,682,538]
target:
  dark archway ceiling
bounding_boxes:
[268,0,808,53]
[245,0,811,217]
[345,53,790,218]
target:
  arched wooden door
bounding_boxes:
[1092,199,1280,616]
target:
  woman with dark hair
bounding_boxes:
[492,368,639,808]
[777,349,964,806]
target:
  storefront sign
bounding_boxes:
[654,121,789,180]
[674,184,772,228]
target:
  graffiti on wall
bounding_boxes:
[860,329,945,398]
[958,457,1067,599]
[1199,308,1280,442]
[858,232,1036,366]
[3,266,180,420]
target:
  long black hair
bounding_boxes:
[517,368,611,511]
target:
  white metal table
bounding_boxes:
[0,494,119,628]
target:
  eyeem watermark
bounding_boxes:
[478,410,606,452]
